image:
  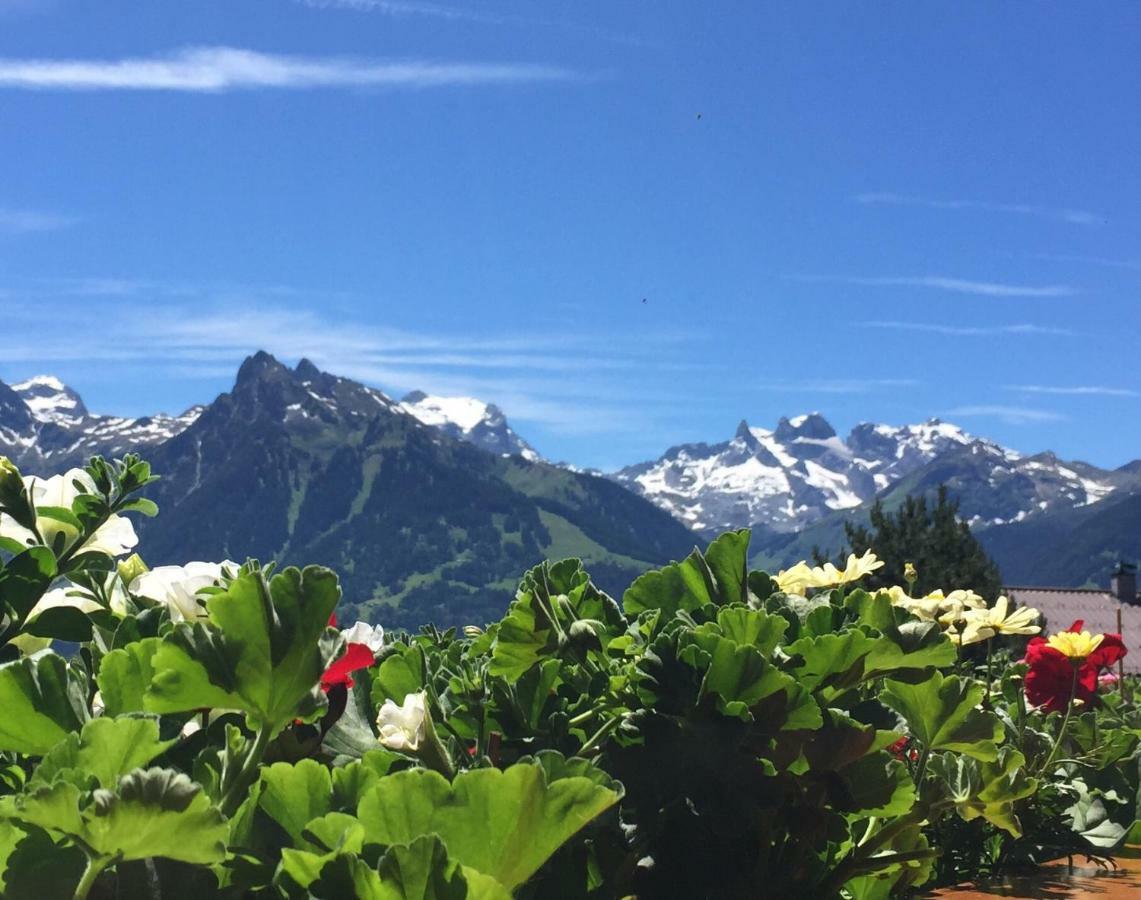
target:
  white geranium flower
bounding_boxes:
[130,561,236,623]
[341,621,385,655]
[376,691,429,752]
[0,469,138,559]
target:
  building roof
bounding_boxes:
[1005,586,1141,673]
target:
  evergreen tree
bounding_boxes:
[817,486,1003,599]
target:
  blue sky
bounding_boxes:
[1,1,1138,470]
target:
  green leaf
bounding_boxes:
[839,752,916,817]
[96,637,161,716]
[145,566,341,733]
[259,760,332,844]
[117,498,158,517]
[356,755,619,890]
[883,672,1001,761]
[930,748,1037,837]
[371,645,425,705]
[622,547,713,618]
[374,835,512,900]
[701,529,750,607]
[23,604,99,642]
[0,653,87,755]
[705,607,787,656]
[84,768,228,864]
[31,717,174,790]
[1066,780,1130,848]
[785,630,879,695]
[0,547,57,620]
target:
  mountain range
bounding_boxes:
[0,355,694,628]
[2,354,1138,623]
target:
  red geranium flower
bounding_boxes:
[321,642,375,691]
[320,612,376,692]
[1023,620,1127,712]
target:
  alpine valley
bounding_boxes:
[2,354,1139,625]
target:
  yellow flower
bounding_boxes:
[958,596,1040,646]
[776,551,884,595]
[775,561,817,596]
[1046,629,1104,659]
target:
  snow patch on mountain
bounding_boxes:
[400,391,540,461]
[13,375,89,427]
[613,413,1121,536]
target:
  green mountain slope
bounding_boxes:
[136,353,698,628]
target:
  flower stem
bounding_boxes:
[219,723,273,818]
[983,640,994,710]
[73,852,113,900]
[1040,666,1079,775]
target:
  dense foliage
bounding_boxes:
[819,487,1004,600]
[0,455,1138,898]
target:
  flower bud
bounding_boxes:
[117,553,149,586]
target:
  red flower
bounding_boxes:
[320,642,374,691]
[1023,620,1127,712]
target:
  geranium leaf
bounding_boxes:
[0,653,87,755]
[30,717,174,790]
[374,834,512,900]
[0,547,57,620]
[930,748,1037,837]
[145,566,341,733]
[258,760,333,844]
[84,768,228,863]
[839,751,916,817]
[622,548,714,619]
[883,672,1001,761]
[785,630,880,695]
[356,756,620,890]
[96,637,161,716]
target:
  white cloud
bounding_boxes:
[0,207,77,233]
[855,192,1104,226]
[0,46,580,92]
[789,274,1074,298]
[858,321,1076,337]
[946,405,1066,425]
[0,285,702,436]
[1005,384,1139,398]
[754,378,919,395]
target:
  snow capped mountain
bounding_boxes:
[0,375,204,472]
[614,413,1123,537]
[12,375,89,427]
[399,391,540,461]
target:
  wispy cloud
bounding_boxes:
[0,46,581,92]
[754,378,919,395]
[1005,384,1139,398]
[855,192,1105,227]
[858,321,1077,337]
[0,282,703,436]
[787,274,1075,298]
[296,0,650,46]
[0,207,77,233]
[946,405,1066,425]
[1029,252,1141,272]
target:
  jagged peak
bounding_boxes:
[235,351,290,386]
[10,374,89,424]
[294,358,323,381]
[775,412,836,442]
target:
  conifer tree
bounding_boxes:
[818,486,1004,599]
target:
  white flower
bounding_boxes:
[376,691,429,752]
[130,561,236,623]
[0,469,138,559]
[341,621,385,655]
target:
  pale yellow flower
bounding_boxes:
[1047,629,1104,659]
[775,561,818,595]
[958,596,1040,646]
